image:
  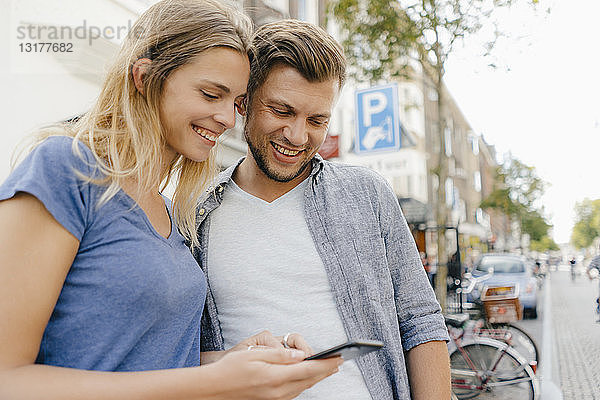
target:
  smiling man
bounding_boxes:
[194,19,450,399]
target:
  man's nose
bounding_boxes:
[283,119,308,146]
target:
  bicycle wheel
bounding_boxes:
[450,338,537,400]
[491,323,539,366]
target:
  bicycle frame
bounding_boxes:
[449,329,540,398]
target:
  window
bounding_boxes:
[297,0,306,19]
[473,171,481,192]
[445,178,454,207]
[477,258,525,274]
[471,136,479,155]
[444,127,452,156]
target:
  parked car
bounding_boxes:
[470,253,539,318]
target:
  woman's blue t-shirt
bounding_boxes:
[0,136,207,371]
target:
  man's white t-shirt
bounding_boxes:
[207,177,372,399]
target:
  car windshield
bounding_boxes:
[476,257,525,274]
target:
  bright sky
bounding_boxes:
[444,0,600,244]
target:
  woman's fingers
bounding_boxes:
[229,330,284,353]
[251,330,285,349]
[243,330,314,355]
[283,358,343,382]
[265,367,341,400]
[250,349,342,381]
[245,347,306,364]
[215,348,342,400]
[276,332,314,354]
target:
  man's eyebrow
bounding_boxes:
[264,98,294,110]
[262,98,331,119]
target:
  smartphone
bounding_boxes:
[304,340,384,361]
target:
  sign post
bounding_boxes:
[354,83,401,154]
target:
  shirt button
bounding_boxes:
[199,208,205,215]
[217,185,224,193]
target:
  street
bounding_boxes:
[516,264,600,399]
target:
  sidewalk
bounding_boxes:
[549,269,600,400]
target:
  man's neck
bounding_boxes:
[233,156,311,203]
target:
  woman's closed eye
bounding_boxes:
[200,90,219,100]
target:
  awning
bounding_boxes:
[398,198,431,225]
[458,222,490,240]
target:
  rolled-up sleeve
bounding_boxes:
[376,180,449,351]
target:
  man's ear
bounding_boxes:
[132,58,152,95]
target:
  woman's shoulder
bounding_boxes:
[34,135,93,160]
[0,136,100,241]
[29,135,98,175]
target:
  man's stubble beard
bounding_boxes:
[243,123,313,183]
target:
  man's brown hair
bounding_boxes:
[247,19,346,103]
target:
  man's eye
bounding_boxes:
[309,119,328,127]
[271,107,290,116]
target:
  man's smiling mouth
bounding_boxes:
[272,142,302,156]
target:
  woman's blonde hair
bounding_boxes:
[31,0,252,249]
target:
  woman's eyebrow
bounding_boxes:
[199,79,230,94]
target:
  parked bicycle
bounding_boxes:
[456,272,539,366]
[446,313,540,399]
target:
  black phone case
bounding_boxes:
[304,340,384,361]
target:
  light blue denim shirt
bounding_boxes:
[194,155,449,400]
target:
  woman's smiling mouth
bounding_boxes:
[192,124,219,142]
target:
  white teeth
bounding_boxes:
[273,143,300,156]
[193,125,218,142]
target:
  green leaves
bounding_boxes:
[329,0,419,83]
[571,199,600,249]
[329,0,540,83]
[480,155,556,250]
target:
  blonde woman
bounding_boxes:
[0,1,341,398]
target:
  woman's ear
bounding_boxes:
[132,58,152,95]
[235,96,247,117]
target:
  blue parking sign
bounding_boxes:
[354,83,401,154]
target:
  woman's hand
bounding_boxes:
[203,331,314,364]
[230,330,285,351]
[201,347,342,400]
[234,330,313,354]
[276,332,313,355]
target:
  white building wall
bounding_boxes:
[262,0,289,15]
[1,0,143,181]
[342,149,428,204]
[397,81,425,138]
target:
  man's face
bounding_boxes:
[244,64,339,183]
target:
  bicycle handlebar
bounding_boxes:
[457,272,493,295]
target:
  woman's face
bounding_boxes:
[159,47,250,163]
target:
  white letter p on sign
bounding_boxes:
[362,91,387,127]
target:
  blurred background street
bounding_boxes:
[470,262,600,399]
[546,266,600,399]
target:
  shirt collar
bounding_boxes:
[212,153,325,191]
